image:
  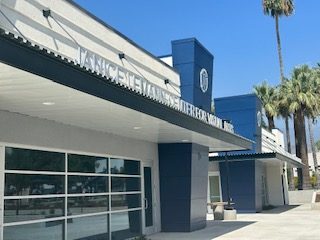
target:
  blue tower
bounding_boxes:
[172,38,214,113]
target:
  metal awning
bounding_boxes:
[209,152,304,168]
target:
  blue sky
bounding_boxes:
[74,0,320,142]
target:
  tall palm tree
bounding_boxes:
[277,86,295,189]
[262,0,294,82]
[306,66,320,188]
[254,82,278,131]
[308,118,320,188]
[263,0,295,159]
[280,65,319,189]
[316,140,320,151]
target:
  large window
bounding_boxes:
[2,147,142,240]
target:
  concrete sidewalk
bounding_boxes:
[149,204,320,240]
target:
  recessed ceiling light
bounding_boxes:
[133,126,142,130]
[42,101,55,106]
[181,139,189,142]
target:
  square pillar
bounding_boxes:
[158,143,208,232]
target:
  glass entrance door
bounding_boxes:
[207,173,222,213]
[143,164,155,235]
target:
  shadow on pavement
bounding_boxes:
[260,204,300,214]
[150,220,256,240]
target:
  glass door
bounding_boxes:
[207,172,222,213]
[143,163,155,235]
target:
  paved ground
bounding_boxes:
[149,204,320,240]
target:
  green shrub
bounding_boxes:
[293,174,318,189]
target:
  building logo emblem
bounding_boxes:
[257,111,262,127]
[200,68,209,93]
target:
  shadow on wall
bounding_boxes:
[149,221,256,240]
[1,0,81,52]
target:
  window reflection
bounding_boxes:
[5,174,64,196]
[3,220,64,240]
[110,158,140,175]
[68,214,109,240]
[68,196,108,216]
[68,154,108,174]
[111,194,141,211]
[4,198,64,223]
[5,147,65,172]
[111,177,140,192]
[68,176,108,194]
[3,147,143,240]
[111,210,141,240]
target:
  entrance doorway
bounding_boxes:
[207,172,222,213]
[143,162,155,235]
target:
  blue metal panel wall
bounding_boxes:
[158,143,208,232]
[215,94,262,212]
[219,160,256,212]
[215,94,261,152]
[172,38,213,112]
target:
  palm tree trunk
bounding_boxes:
[307,118,320,188]
[275,15,285,82]
[285,116,292,153]
[275,15,295,190]
[285,116,295,190]
[294,110,311,189]
[266,115,275,131]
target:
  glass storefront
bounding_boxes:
[2,147,142,240]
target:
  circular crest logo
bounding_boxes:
[257,111,262,127]
[199,68,209,93]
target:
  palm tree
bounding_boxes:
[254,82,278,131]
[262,0,294,82]
[316,140,320,151]
[306,66,320,188]
[308,118,320,188]
[277,87,295,189]
[280,65,319,189]
[263,0,295,161]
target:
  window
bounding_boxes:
[67,214,109,240]
[4,220,64,240]
[111,210,142,239]
[5,147,65,172]
[68,195,109,216]
[110,158,140,175]
[2,146,142,240]
[68,154,108,174]
[5,173,64,196]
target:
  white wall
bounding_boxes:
[289,190,315,204]
[308,152,320,171]
[271,129,285,149]
[208,161,219,172]
[0,0,180,94]
[160,56,173,67]
[0,110,158,160]
[266,162,285,206]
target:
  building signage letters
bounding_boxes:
[75,47,234,133]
